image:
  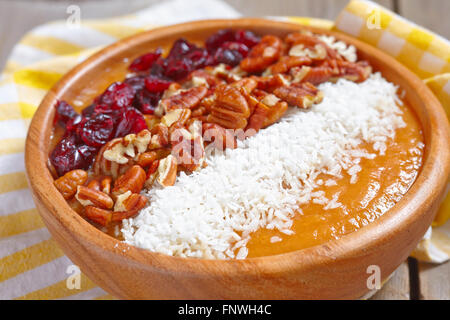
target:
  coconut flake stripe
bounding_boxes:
[121,73,406,259]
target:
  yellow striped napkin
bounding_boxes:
[0,0,448,299]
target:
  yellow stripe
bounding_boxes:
[0,103,22,120]
[3,61,23,75]
[85,22,143,39]
[15,273,97,300]
[0,102,37,120]
[0,138,25,156]
[0,172,29,194]
[13,69,62,90]
[0,239,64,282]
[0,209,45,239]
[20,34,85,56]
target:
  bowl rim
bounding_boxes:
[25,18,450,277]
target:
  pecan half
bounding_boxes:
[273,82,323,109]
[160,109,191,128]
[54,169,88,200]
[112,165,147,196]
[114,191,147,213]
[207,84,251,129]
[75,185,114,209]
[269,56,312,74]
[240,35,283,73]
[159,86,208,113]
[84,206,112,226]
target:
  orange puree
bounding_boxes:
[246,102,424,257]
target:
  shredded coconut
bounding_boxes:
[121,73,405,259]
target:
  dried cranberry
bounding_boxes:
[55,101,78,125]
[167,39,196,60]
[214,47,243,67]
[81,104,96,117]
[205,29,235,52]
[185,47,211,69]
[65,115,82,136]
[114,108,147,138]
[150,57,167,79]
[78,113,114,147]
[128,48,162,72]
[144,76,172,93]
[164,58,192,81]
[133,90,161,114]
[50,135,89,176]
[97,82,135,109]
[124,75,147,92]
[234,29,260,48]
[221,41,249,57]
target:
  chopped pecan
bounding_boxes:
[87,179,101,191]
[84,206,112,226]
[255,74,290,93]
[112,165,146,196]
[114,191,147,213]
[100,176,112,195]
[159,86,208,113]
[191,106,207,117]
[54,169,88,200]
[246,104,269,134]
[93,129,151,179]
[291,66,332,85]
[240,35,283,73]
[187,69,224,88]
[144,114,160,131]
[137,151,158,167]
[149,123,169,149]
[160,109,191,128]
[202,123,237,150]
[207,84,251,129]
[230,77,258,94]
[75,185,114,209]
[285,32,339,60]
[245,90,289,133]
[273,82,323,108]
[171,122,205,172]
[269,56,312,74]
[156,155,178,187]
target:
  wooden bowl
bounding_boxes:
[25,18,450,299]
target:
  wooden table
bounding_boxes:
[0,0,448,300]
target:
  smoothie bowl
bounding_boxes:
[25,18,450,299]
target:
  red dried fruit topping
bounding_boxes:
[206,29,260,53]
[133,90,161,114]
[50,135,97,176]
[114,108,147,138]
[55,101,78,126]
[144,75,172,93]
[78,113,115,147]
[97,82,135,109]
[164,58,192,81]
[234,29,260,48]
[167,38,196,60]
[128,48,162,72]
[205,29,236,52]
